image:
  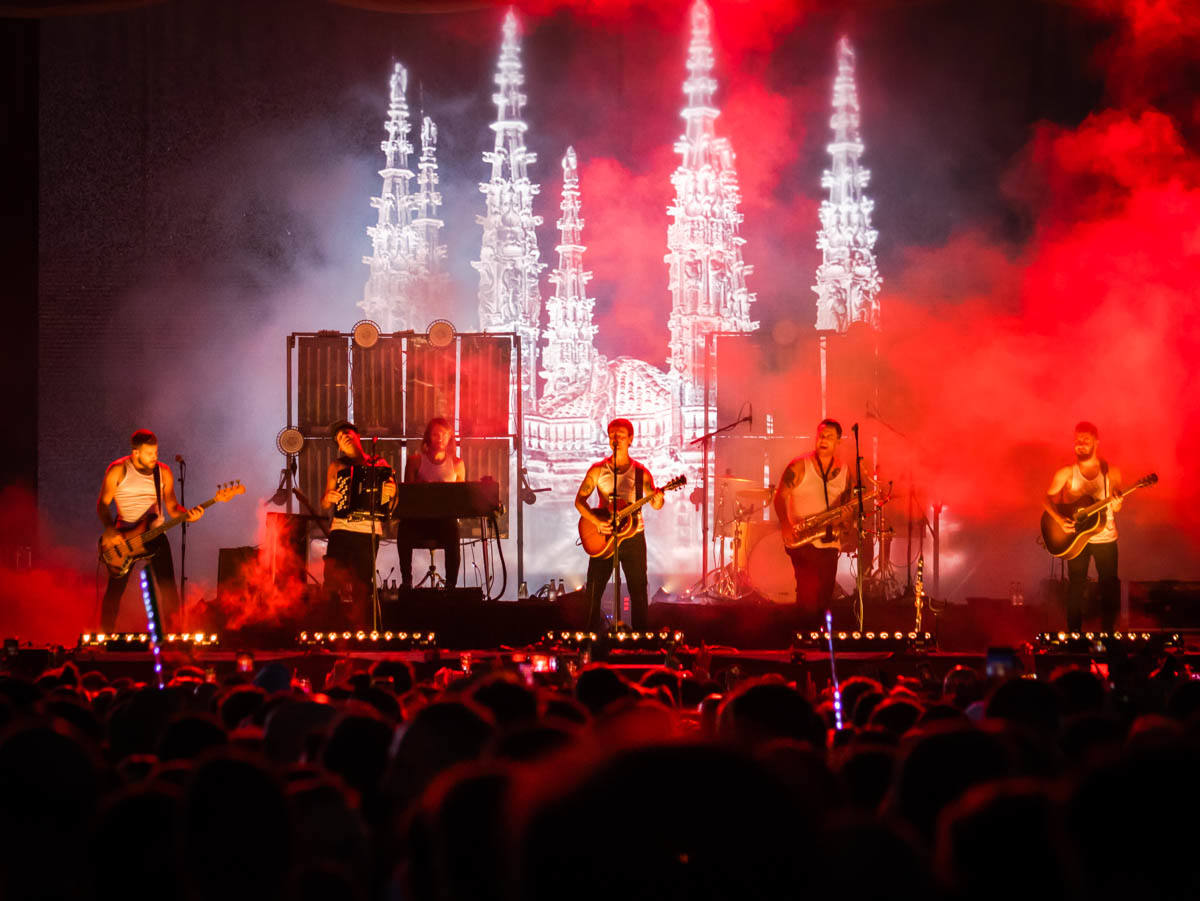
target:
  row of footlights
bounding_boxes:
[297,630,437,648]
[541,629,685,649]
[80,633,220,648]
[1036,631,1181,648]
[794,631,936,649]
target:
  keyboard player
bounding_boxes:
[399,417,466,589]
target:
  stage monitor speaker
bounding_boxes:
[1128,580,1200,629]
[392,587,485,605]
[217,546,259,604]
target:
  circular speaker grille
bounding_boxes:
[276,427,305,456]
[426,318,456,348]
[352,319,381,349]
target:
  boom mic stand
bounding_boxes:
[368,437,383,632]
[851,423,866,631]
[177,454,188,632]
[687,406,753,596]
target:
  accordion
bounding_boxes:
[331,458,393,519]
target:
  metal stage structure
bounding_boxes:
[279,326,526,590]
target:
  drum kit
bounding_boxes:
[703,474,895,605]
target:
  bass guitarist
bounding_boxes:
[575,418,663,631]
[1043,421,1122,632]
[772,419,851,620]
[97,429,204,632]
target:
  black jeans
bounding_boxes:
[1067,540,1119,632]
[397,518,460,589]
[324,529,378,627]
[100,534,180,632]
[786,544,840,622]
[586,530,649,630]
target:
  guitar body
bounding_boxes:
[98,480,246,577]
[579,504,640,558]
[1039,472,1157,560]
[577,474,687,558]
[99,514,156,577]
[1040,496,1105,559]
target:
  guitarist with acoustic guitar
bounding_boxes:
[1043,421,1123,633]
[97,429,205,632]
[575,418,666,631]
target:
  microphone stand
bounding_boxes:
[177,455,187,632]
[609,440,622,629]
[368,438,382,632]
[687,409,753,594]
[851,424,866,631]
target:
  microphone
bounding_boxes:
[175,454,185,463]
[852,423,859,436]
[745,403,753,429]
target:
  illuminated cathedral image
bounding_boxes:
[354,1,880,590]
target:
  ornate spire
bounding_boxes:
[813,37,881,332]
[413,116,446,274]
[360,62,444,333]
[540,147,599,399]
[473,9,545,408]
[665,0,757,406]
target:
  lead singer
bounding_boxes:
[575,418,663,630]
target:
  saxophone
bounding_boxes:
[914,555,925,633]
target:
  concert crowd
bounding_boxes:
[1,650,1198,901]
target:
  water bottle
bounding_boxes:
[548,581,557,602]
[557,578,566,596]
[518,581,528,600]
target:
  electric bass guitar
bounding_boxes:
[578,475,687,558]
[1040,472,1156,559]
[99,481,245,577]
[782,488,879,550]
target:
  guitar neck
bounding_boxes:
[614,490,660,524]
[141,495,218,542]
[1082,481,1145,517]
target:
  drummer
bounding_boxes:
[398,417,466,590]
[772,419,851,616]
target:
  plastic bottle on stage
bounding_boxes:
[1010,582,1024,607]
[548,582,558,602]
[557,578,566,596]
[518,581,529,600]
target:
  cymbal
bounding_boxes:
[716,476,760,489]
[735,487,771,501]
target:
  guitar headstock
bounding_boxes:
[662,475,688,492]
[215,480,246,502]
[1139,473,1159,488]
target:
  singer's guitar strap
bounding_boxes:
[152,463,164,527]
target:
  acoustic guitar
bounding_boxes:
[1040,472,1157,559]
[578,475,687,558]
[99,481,245,577]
